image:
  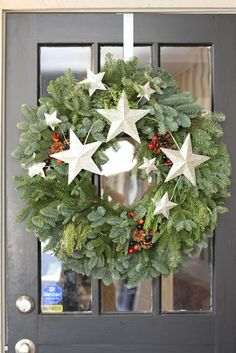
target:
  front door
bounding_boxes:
[5,13,236,353]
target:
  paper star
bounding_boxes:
[152,192,177,219]
[138,157,157,175]
[161,133,210,186]
[44,111,62,131]
[28,162,46,178]
[138,82,155,101]
[51,129,102,184]
[79,69,106,96]
[97,91,150,143]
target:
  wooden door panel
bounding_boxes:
[6,13,236,353]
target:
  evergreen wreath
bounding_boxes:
[13,55,231,288]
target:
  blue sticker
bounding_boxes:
[42,284,63,305]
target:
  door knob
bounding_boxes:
[15,339,36,353]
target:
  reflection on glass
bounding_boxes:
[40,46,91,96]
[100,139,152,313]
[40,46,92,313]
[101,279,152,313]
[101,139,149,205]
[160,46,213,312]
[41,246,92,313]
[160,46,212,111]
[100,46,151,70]
[162,241,213,312]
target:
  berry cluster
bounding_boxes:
[127,211,153,255]
[147,132,173,166]
[43,132,70,173]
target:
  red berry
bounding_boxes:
[147,143,155,150]
[151,135,158,143]
[137,219,144,225]
[128,211,136,218]
[57,160,63,165]
[133,244,139,252]
[128,248,134,255]
[166,158,173,166]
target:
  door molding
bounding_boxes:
[1,4,236,353]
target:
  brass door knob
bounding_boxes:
[15,339,36,353]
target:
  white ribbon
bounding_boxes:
[123,13,134,61]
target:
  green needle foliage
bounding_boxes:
[12,55,231,288]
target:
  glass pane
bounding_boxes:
[99,46,153,313]
[101,279,153,313]
[160,46,213,312]
[41,246,91,313]
[100,45,152,69]
[40,46,91,96]
[160,46,212,111]
[40,46,92,313]
[100,139,152,313]
[101,139,150,205]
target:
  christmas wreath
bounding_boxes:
[13,55,231,287]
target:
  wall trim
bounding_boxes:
[1,2,236,352]
[2,0,236,13]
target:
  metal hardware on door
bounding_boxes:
[16,295,35,314]
[15,339,36,353]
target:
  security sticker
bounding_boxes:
[42,284,63,305]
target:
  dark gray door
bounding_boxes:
[6,13,236,353]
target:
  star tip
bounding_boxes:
[164,176,171,183]
[134,137,141,144]
[68,178,73,185]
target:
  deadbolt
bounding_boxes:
[16,295,35,314]
[15,339,36,353]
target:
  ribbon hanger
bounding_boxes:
[123,13,134,61]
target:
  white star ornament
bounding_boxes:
[79,69,106,96]
[44,111,62,131]
[152,192,177,219]
[161,133,210,186]
[97,91,150,143]
[28,162,46,178]
[138,82,155,101]
[138,157,157,175]
[51,129,102,184]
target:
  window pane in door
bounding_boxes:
[40,46,92,313]
[100,139,153,313]
[100,45,152,69]
[99,46,153,313]
[160,46,213,312]
[160,46,212,111]
[40,46,91,95]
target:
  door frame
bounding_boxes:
[1,3,236,352]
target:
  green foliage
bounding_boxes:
[60,220,92,257]
[12,55,231,288]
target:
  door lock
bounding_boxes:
[15,339,36,353]
[16,295,35,314]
